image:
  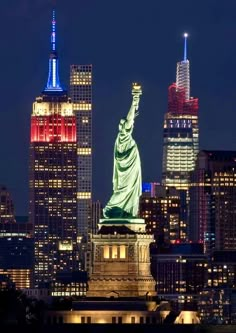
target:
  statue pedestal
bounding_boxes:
[87,218,156,298]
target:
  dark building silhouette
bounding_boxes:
[0,236,34,289]
[0,185,15,224]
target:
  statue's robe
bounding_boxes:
[103,119,142,218]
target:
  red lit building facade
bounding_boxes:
[29,93,77,287]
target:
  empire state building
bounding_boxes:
[29,10,77,287]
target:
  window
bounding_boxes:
[120,245,126,259]
[104,245,109,259]
[112,317,116,324]
[118,317,122,324]
[81,317,85,324]
[112,245,118,259]
[140,317,144,324]
[131,316,135,324]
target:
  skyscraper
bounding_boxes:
[0,185,15,224]
[162,34,199,190]
[162,34,199,240]
[190,150,236,253]
[140,183,182,244]
[70,65,92,265]
[29,10,77,287]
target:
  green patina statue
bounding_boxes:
[103,83,142,219]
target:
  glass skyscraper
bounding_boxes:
[162,35,199,240]
[162,34,199,190]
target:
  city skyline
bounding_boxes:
[0,1,236,215]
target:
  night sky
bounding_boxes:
[0,0,236,215]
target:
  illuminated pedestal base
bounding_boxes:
[87,218,156,298]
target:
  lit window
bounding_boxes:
[120,245,126,259]
[112,245,118,259]
[103,245,109,259]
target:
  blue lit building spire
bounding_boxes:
[183,32,188,62]
[44,9,63,92]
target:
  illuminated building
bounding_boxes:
[162,34,199,190]
[45,302,200,324]
[0,237,33,289]
[162,34,199,240]
[140,183,182,244]
[70,65,92,245]
[0,189,32,289]
[198,288,235,324]
[29,10,77,287]
[0,272,12,290]
[0,220,33,237]
[189,150,236,253]
[198,250,236,324]
[208,251,236,289]
[87,220,156,298]
[151,243,207,311]
[0,185,15,224]
[51,271,87,297]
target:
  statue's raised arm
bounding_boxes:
[125,83,142,129]
[103,83,142,219]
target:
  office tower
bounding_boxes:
[208,251,236,289]
[51,271,87,297]
[199,250,236,324]
[162,34,199,189]
[0,188,33,288]
[140,183,182,244]
[190,150,236,253]
[0,237,34,289]
[70,65,92,241]
[0,221,33,238]
[0,185,15,224]
[198,288,235,324]
[151,243,207,311]
[162,34,199,240]
[29,10,77,287]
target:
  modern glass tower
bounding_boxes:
[162,34,199,241]
[29,10,77,287]
[162,34,199,191]
[69,65,92,244]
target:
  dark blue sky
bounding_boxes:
[0,0,236,215]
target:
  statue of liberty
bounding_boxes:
[103,83,142,219]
